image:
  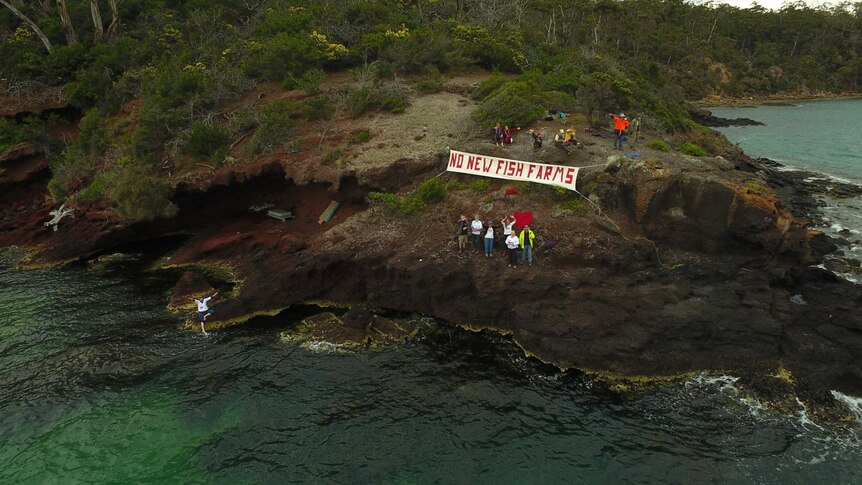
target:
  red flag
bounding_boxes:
[513,211,533,229]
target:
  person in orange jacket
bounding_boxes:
[609,112,629,150]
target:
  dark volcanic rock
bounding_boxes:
[688,105,765,127]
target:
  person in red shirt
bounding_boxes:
[609,112,629,150]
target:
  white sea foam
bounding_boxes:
[301,340,348,354]
[831,391,862,422]
[795,397,824,431]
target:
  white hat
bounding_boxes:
[620,113,627,118]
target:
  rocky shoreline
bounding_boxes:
[1,87,861,418]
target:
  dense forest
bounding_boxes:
[1,0,860,220]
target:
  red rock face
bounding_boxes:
[1,140,860,403]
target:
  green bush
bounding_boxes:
[321,148,343,165]
[186,121,229,159]
[415,68,444,93]
[73,174,111,204]
[347,86,377,118]
[242,32,323,81]
[66,68,113,110]
[304,96,334,120]
[472,81,546,127]
[746,181,766,192]
[560,198,586,212]
[346,83,409,117]
[369,191,426,215]
[0,116,50,153]
[679,142,707,157]
[382,96,405,113]
[473,72,507,100]
[107,165,178,222]
[646,140,670,152]
[298,68,326,95]
[469,179,491,191]
[349,129,373,144]
[416,178,447,204]
[250,100,300,153]
[368,178,447,215]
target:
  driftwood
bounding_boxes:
[44,204,75,231]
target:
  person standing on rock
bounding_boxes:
[501,215,515,256]
[471,214,484,253]
[194,292,219,334]
[519,225,536,266]
[493,123,503,146]
[457,214,469,251]
[609,112,629,150]
[506,231,520,267]
[502,126,513,146]
[483,219,495,257]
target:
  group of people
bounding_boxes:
[494,112,641,151]
[458,214,537,267]
[554,128,578,148]
[493,123,515,146]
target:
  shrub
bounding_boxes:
[416,178,447,204]
[347,86,377,118]
[560,198,586,212]
[679,142,707,156]
[107,165,178,222]
[73,174,111,204]
[250,100,300,153]
[646,140,670,152]
[368,178,447,215]
[346,82,409,117]
[415,68,444,93]
[382,96,405,113]
[472,81,546,127]
[368,191,425,215]
[305,96,334,120]
[298,68,326,95]
[66,68,113,110]
[186,121,229,159]
[321,148,343,165]
[469,179,491,191]
[473,72,507,100]
[746,181,766,192]
[349,129,373,144]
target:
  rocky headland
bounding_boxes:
[2,78,861,417]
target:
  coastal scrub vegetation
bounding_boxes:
[369,178,448,215]
[1,0,860,216]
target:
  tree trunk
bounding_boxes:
[0,0,54,52]
[56,0,78,44]
[90,0,104,43]
[106,0,120,39]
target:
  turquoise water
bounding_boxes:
[713,99,862,283]
[711,99,862,184]
[1,251,861,483]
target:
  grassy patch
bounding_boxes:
[321,147,343,165]
[679,142,707,157]
[646,140,670,152]
[349,129,373,144]
[469,179,491,191]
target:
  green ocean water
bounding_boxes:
[710,99,862,184]
[712,99,862,283]
[1,250,861,483]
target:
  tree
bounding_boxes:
[0,0,54,53]
[90,0,104,43]
[56,0,78,44]
[106,0,120,39]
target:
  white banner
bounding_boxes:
[446,150,579,192]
